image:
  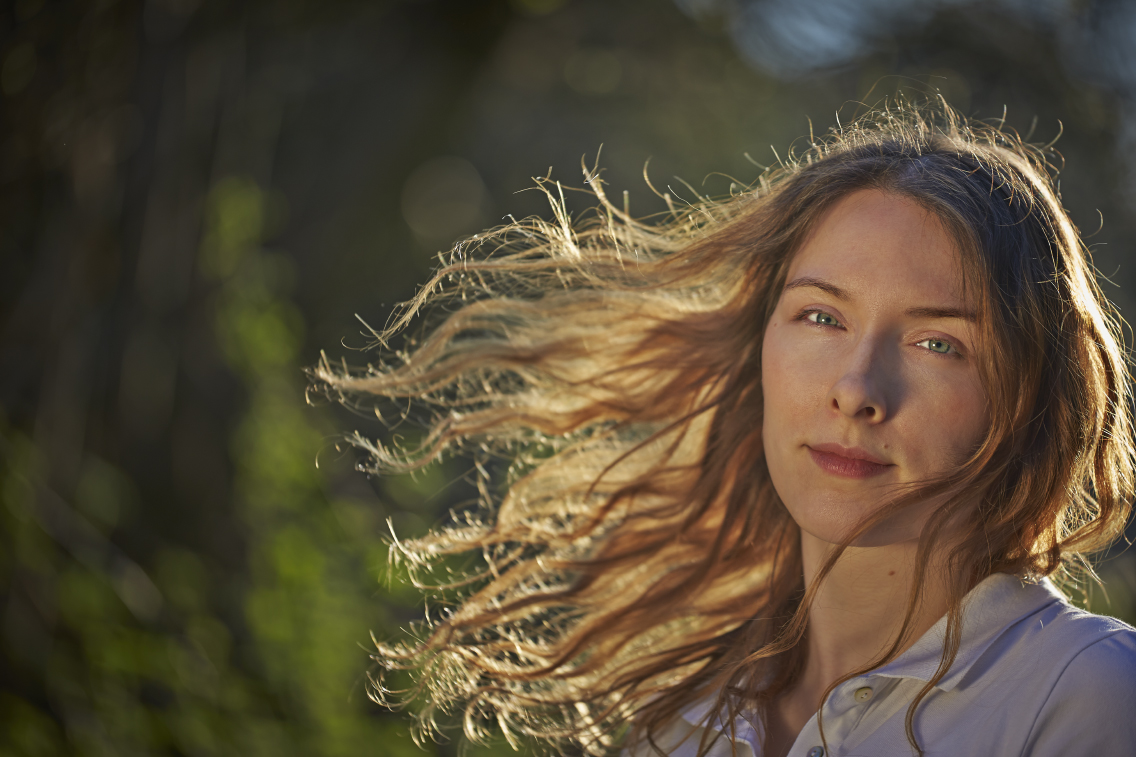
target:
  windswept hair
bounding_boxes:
[310,100,1135,756]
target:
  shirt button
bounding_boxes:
[806,748,825,757]
[853,686,874,702]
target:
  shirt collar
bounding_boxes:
[868,572,1065,691]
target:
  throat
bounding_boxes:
[765,533,952,755]
[800,533,949,680]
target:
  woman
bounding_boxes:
[312,101,1136,756]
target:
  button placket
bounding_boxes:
[811,679,869,755]
[835,677,881,739]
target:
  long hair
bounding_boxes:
[310,100,1135,756]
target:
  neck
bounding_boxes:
[795,531,949,698]
[762,531,957,757]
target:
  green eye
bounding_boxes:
[807,311,840,327]
[920,338,953,354]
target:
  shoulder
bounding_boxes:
[1027,596,1136,699]
[1046,611,1136,694]
[963,577,1134,674]
[984,578,1136,665]
[1039,587,1134,635]
[1020,611,1136,756]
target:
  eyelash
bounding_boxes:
[795,309,964,359]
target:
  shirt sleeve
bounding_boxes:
[1020,629,1136,757]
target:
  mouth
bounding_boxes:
[806,443,894,479]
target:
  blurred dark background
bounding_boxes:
[2,0,1136,754]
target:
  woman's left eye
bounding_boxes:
[917,338,955,355]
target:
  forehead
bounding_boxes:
[785,189,966,307]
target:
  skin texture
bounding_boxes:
[759,189,990,757]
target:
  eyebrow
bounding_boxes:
[784,276,977,321]
[784,276,849,300]
[904,305,976,321]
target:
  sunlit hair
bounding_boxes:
[310,99,1135,756]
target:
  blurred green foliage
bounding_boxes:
[0,175,426,757]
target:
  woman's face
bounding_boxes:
[761,189,988,547]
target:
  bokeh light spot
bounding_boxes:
[401,156,492,249]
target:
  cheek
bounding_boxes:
[947,379,990,456]
[761,325,817,461]
[761,323,829,429]
[907,369,989,467]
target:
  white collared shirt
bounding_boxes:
[627,573,1136,757]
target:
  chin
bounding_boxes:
[788,494,929,549]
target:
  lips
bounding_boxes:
[807,443,894,479]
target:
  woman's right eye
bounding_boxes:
[805,310,842,328]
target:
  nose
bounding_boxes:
[828,342,890,422]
